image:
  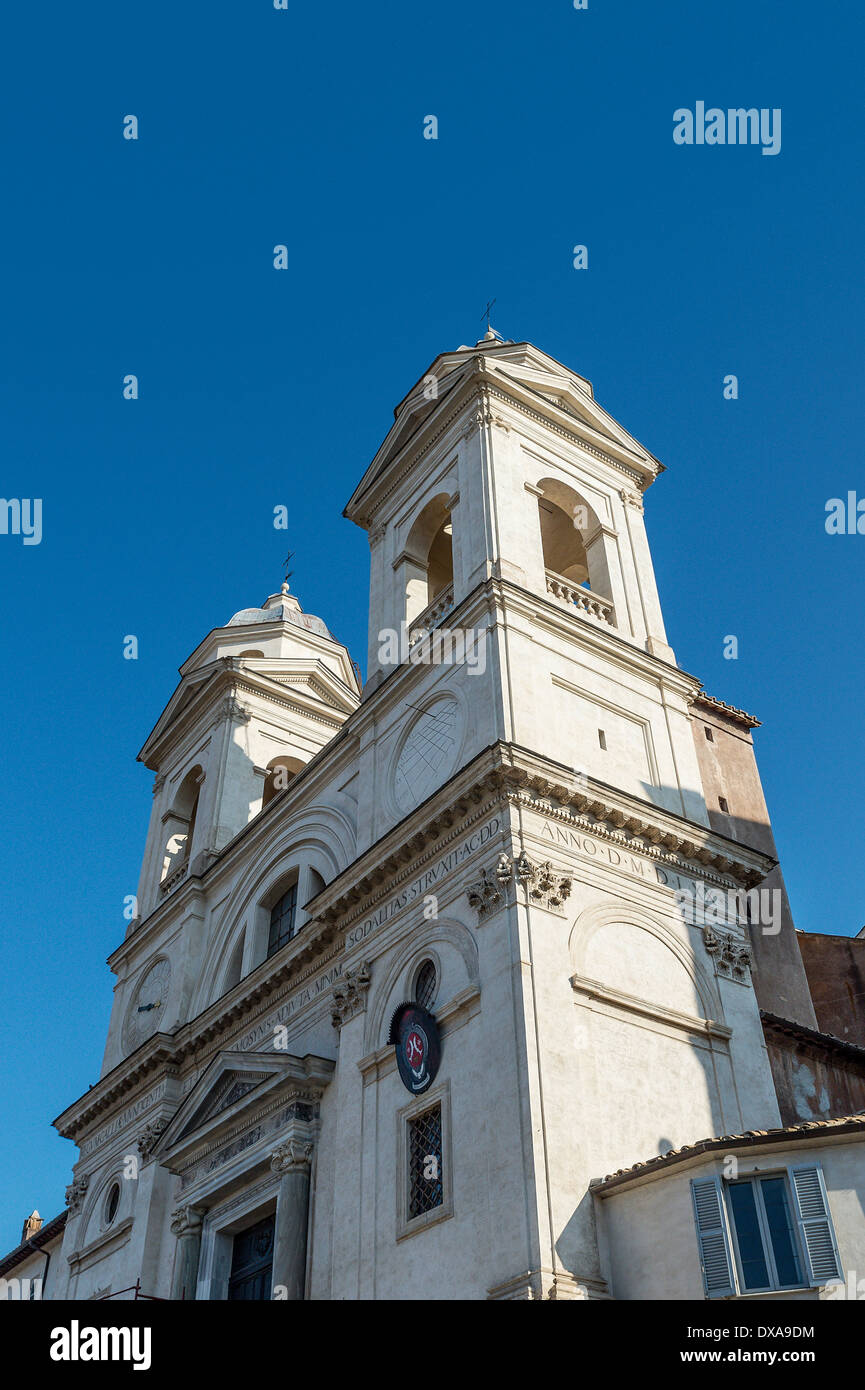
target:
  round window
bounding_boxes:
[104,1183,121,1225]
[414,959,437,1010]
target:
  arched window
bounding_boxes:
[266,880,299,959]
[403,494,455,629]
[414,959,437,1010]
[238,649,264,659]
[262,755,305,809]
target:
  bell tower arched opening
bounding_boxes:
[536,478,617,627]
[403,494,454,630]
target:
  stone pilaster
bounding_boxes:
[270,1139,315,1300]
[169,1205,206,1301]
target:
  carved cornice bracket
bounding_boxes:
[170,1204,206,1239]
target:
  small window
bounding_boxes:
[719,797,729,813]
[104,1183,121,1226]
[266,882,298,959]
[727,1177,803,1292]
[408,1104,444,1220]
[705,726,714,742]
[414,960,437,1010]
[598,729,607,750]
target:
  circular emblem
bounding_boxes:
[393,1004,441,1095]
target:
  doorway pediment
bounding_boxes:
[153,1050,334,1174]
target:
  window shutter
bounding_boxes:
[691,1177,736,1298]
[790,1166,842,1285]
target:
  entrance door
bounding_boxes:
[227,1213,275,1301]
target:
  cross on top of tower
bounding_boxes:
[479,300,503,343]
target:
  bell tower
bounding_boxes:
[345,331,709,849]
[132,585,359,926]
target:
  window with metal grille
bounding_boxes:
[414,959,437,1010]
[266,881,298,959]
[408,1104,443,1220]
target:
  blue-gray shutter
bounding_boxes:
[790,1165,842,1285]
[691,1177,736,1298]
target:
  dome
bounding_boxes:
[227,586,333,640]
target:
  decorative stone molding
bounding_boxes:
[369,522,387,546]
[466,852,572,919]
[137,1116,169,1160]
[702,924,752,983]
[270,1139,314,1176]
[169,1204,206,1239]
[330,961,371,1029]
[220,694,252,725]
[65,1176,89,1214]
[619,488,645,513]
[465,866,505,918]
[522,857,573,913]
[152,774,166,797]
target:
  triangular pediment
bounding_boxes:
[152,1050,336,1170]
[345,339,662,523]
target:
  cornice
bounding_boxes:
[691,691,761,729]
[56,939,343,1143]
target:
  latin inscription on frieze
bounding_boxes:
[534,814,705,894]
[346,815,502,948]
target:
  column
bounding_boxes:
[169,1205,206,1301]
[271,1139,314,1300]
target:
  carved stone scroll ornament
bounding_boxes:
[702,924,752,983]
[137,1116,169,1160]
[65,1176,89,1214]
[330,961,372,1029]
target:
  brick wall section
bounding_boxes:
[762,1012,865,1126]
[798,932,865,1047]
[690,695,817,1026]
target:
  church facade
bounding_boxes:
[7,333,865,1301]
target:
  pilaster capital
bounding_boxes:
[618,487,644,513]
[702,924,752,984]
[271,1139,314,1176]
[466,852,572,919]
[137,1116,169,1160]
[170,1204,206,1239]
[331,961,372,1029]
[64,1176,89,1214]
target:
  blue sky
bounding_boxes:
[0,1,863,1252]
